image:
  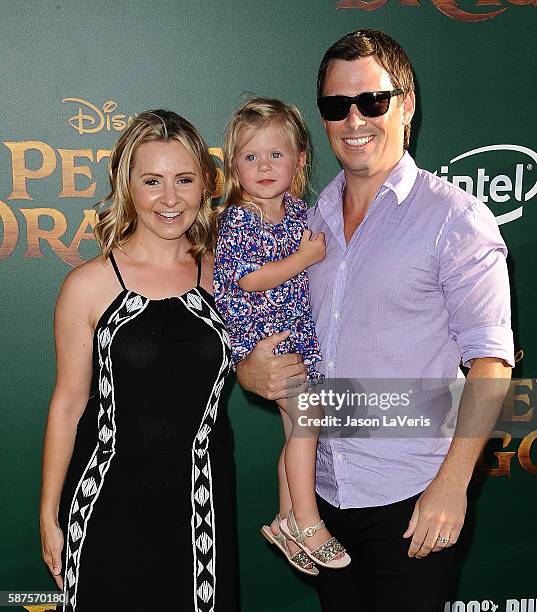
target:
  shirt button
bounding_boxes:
[334,311,340,320]
[339,261,346,270]
[337,453,343,460]
[328,361,334,369]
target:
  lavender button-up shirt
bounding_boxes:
[308,152,514,509]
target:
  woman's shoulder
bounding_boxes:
[201,250,215,274]
[58,255,122,316]
[61,255,108,293]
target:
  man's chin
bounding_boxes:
[334,149,373,175]
[341,160,372,176]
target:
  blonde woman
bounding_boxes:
[40,110,237,612]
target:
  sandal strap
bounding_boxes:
[301,519,325,538]
[290,550,315,569]
[272,514,287,544]
[288,509,325,543]
[311,537,346,564]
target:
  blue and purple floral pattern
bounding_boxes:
[214,193,323,381]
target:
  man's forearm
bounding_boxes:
[435,357,512,485]
[236,356,256,393]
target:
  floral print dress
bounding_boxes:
[214,192,323,381]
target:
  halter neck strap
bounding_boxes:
[109,252,127,291]
[196,257,202,287]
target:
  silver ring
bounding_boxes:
[436,536,449,544]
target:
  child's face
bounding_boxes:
[235,125,304,209]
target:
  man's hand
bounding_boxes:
[236,331,308,400]
[403,357,511,559]
[403,476,467,559]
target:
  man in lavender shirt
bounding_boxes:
[237,29,513,611]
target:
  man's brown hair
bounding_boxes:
[317,29,415,149]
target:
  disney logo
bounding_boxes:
[62,98,134,135]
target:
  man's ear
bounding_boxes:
[402,91,416,126]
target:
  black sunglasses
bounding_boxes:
[317,89,404,121]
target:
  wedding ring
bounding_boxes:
[436,535,449,544]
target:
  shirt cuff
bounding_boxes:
[457,325,515,368]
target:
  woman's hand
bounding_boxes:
[40,519,64,590]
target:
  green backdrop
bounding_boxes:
[1,1,536,611]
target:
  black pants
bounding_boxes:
[315,492,456,612]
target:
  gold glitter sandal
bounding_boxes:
[279,509,351,569]
[260,514,319,576]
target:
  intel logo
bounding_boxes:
[435,144,537,225]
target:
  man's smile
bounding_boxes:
[342,135,374,147]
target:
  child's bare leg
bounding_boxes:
[276,406,293,522]
[278,395,343,556]
[271,405,309,560]
[269,406,292,537]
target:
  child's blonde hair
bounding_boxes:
[221,97,310,213]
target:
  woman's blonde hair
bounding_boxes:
[221,97,310,214]
[94,109,217,261]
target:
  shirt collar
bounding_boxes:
[383,151,418,205]
[315,169,345,220]
[316,151,418,215]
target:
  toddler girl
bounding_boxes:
[214,98,350,573]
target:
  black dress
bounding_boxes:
[58,254,237,612]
